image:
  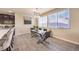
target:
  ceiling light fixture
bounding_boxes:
[33,8,40,19]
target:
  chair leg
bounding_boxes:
[11,43,13,48]
[44,40,50,44]
[6,48,8,51]
[8,47,11,51]
[37,40,40,44]
[11,40,14,45]
[6,47,11,51]
[37,40,43,44]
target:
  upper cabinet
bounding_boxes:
[0,14,15,24]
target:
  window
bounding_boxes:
[58,9,70,28]
[38,16,47,28]
[48,13,58,28]
[48,9,70,29]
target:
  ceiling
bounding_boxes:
[0,8,54,16]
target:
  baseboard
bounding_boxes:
[15,33,30,37]
[53,35,79,45]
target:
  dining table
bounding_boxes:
[31,30,46,35]
[31,29,46,39]
[38,30,46,35]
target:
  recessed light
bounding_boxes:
[8,10,13,13]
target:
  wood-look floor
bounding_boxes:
[13,33,79,51]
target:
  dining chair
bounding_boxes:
[30,28,38,37]
[36,33,43,44]
[39,28,42,30]
[43,29,47,31]
[43,31,51,41]
[37,31,51,44]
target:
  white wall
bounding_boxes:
[52,9,79,45]
[15,13,31,36]
[42,8,79,45]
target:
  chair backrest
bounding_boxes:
[43,29,47,31]
[44,31,51,38]
[2,27,14,50]
[36,33,43,39]
[30,28,33,31]
[30,28,35,33]
[39,28,42,30]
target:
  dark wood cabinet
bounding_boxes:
[0,14,15,24]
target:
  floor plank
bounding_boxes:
[13,33,79,51]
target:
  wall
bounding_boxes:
[15,8,79,45]
[15,13,31,36]
[42,8,79,45]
